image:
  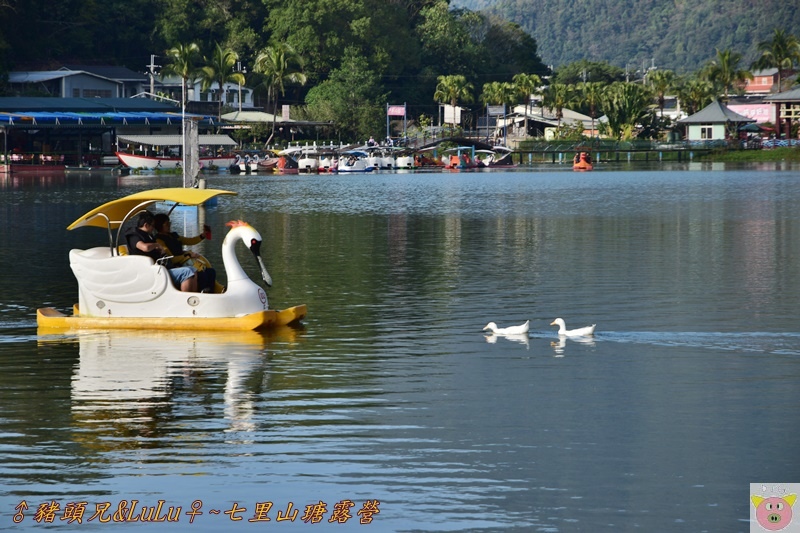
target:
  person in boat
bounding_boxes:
[153,213,217,293]
[367,136,376,147]
[127,211,198,293]
[573,152,580,164]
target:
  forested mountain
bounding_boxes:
[451,0,800,73]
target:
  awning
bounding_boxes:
[67,188,237,230]
[116,134,236,146]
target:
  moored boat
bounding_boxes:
[36,187,306,331]
[336,151,374,173]
[572,152,594,171]
[444,146,479,169]
[115,152,237,170]
[476,146,516,168]
[115,133,238,170]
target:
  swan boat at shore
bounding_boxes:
[572,152,594,171]
[36,187,307,331]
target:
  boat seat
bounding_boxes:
[117,245,129,256]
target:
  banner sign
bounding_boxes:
[387,105,406,117]
[487,105,506,116]
[443,105,461,125]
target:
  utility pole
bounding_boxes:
[237,61,246,113]
[147,55,160,98]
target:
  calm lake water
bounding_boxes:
[1,162,799,532]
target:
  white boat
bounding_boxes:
[366,148,397,169]
[477,146,516,167]
[36,187,306,331]
[317,154,336,172]
[248,154,260,172]
[395,153,415,169]
[115,133,238,170]
[116,151,237,170]
[279,146,319,172]
[298,152,317,172]
[336,151,374,173]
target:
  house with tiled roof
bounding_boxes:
[677,100,754,141]
[744,69,780,95]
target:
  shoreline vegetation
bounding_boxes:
[697,147,800,162]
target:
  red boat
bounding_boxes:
[572,152,593,171]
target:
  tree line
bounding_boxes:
[0,0,798,142]
[0,0,547,142]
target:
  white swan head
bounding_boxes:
[550,318,596,336]
[223,220,272,287]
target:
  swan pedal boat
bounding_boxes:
[36,187,307,331]
[572,152,593,171]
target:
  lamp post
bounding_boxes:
[147,54,160,98]
[237,62,246,114]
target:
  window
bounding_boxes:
[72,88,81,97]
[700,125,713,139]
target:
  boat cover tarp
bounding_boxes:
[116,134,237,146]
[0,111,217,127]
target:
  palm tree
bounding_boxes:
[752,28,800,93]
[161,42,202,108]
[433,74,474,134]
[576,81,603,137]
[512,73,542,137]
[647,69,676,118]
[600,82,654,140]
[541,83,575,127]
[675,76,715,116]
[481,81,516,142]
[706,48,753,101]
[253,43,307,140]
[200,43,245,119]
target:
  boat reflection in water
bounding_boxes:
[38,327,302,452]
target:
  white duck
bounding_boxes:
[482,320,530,336]
[550,318,596,337]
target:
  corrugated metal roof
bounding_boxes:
[117,134,236,146]
[764,87,800,102]
[61,65,148,81]
[9,70,119,84]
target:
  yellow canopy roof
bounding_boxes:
[67,187,237,230]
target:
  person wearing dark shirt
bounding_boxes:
[153,213,217,293]
[127,211,198,292]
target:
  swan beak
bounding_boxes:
[549,321,557,326]
[248,238,273,287]
[256,255,273,287]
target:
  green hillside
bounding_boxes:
[451,0,800,73]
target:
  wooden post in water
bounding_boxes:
[184,119,200,188]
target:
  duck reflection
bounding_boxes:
[38,327,302,452]
[551,335,597,356]
[484,332,530,348]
